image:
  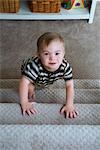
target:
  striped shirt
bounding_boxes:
[21,57,73,86]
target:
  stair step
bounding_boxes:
[0,88,100,104]
[0,79,100,89]
[0,103,100,125]
[0,124,100,150]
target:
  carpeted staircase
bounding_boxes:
[0,79,100,150]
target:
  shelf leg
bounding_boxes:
[88,0,97,24]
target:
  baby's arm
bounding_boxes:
[19,76,37,116]
[60,79,79,118]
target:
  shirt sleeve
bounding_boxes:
[63,61,73,81]
[21,58,39,83]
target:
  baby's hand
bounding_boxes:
[21,101,38,116]
[60,104,79,119]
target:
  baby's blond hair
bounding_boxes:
[37,32,64,52]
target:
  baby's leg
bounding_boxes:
[28,83,35,102]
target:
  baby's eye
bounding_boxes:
[44,52,49,55]
[55,52,60,55]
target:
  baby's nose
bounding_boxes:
[49,54,55,60]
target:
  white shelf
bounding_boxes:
[0,1,89,20]
[0,0,99,23]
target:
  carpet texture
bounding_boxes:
[0,79,100,150]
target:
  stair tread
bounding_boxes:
[0,79,100,89]
[0,103,100,125]
[0,124,100,150]
[0,88,100,104]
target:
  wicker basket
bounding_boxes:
[28,0,61,13]
[0,0,20,13]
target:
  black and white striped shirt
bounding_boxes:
[21,57,73,86]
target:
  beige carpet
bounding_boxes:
[0,79,100,150]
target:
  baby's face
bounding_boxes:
[38,40,65,72]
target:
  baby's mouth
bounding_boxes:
[49,62,56,65]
